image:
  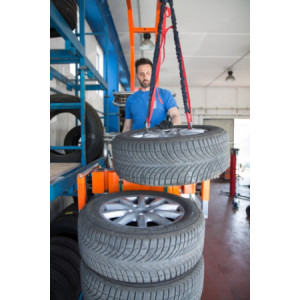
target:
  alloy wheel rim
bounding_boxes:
[131,128,206,138]
[99,194,185,228]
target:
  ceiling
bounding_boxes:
[107,0,250,89]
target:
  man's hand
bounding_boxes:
[159,115,173,129]
[122,119,132,132]
[168,107,181,125]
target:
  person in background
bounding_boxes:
[122,58,181,132]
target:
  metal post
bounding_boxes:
[104,25,109,131]
[230,148,239,197]
[126,0,161,91]
[105,51,119,132]
[79,0,86,166]
[201,180,210,218]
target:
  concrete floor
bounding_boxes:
[201,178,250,300]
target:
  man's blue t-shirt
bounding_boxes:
[125,88,177,130]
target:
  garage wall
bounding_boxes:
[164,86,250,125]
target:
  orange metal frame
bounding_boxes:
[76,163,100,210]
[126,0,161,91]
[77,167,211,211]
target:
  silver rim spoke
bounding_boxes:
[154,210,184,219]
[137,214,147,228]
[149,197,167,208]
[137,195,147,209]
[146,213,172,225]
[99,194,185,228]
[119,197,136,208]
[104,203,131,210]
[113,212,138,225]
[152,203,181,211]
[102,210,128,219]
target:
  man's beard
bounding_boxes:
[139,79,150,89]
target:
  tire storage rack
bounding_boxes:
[50,0,109,203]
[50,0,132,202]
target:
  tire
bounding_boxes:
[80,256,204,300]
[51,236,80,257]
[64,126,104,162]
[50,94,104,163]
[51,0,77,38]
[51,214,78,240]
[111,125,229,186]
[246,205,250,217]
[50,267,74,300]
[50,247,81,300]
[64,126,82,154]
[51,203,79,238]
[50,244,81,280]
[78,191,205,284]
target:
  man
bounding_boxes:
[122,58,181,132]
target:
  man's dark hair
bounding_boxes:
[135,58,152,73]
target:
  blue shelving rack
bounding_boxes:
[50,0,130,202]
[50,0,108,166]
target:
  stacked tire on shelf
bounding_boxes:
[78,191,206,299]
[50,203,81,300]
[50,0,77,38]
[50,94,104,163]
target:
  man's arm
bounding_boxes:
[122,119,133,132]
[168,107,182,125]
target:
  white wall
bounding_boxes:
[164,86,250,125]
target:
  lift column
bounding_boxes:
[230,148,239,197]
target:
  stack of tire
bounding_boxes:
[50,0,77,38]
[50,94,104,163]
[78,191,206,300]
[50,203,81,300]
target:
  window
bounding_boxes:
[70,64,76,77]
[96,46,104,96]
